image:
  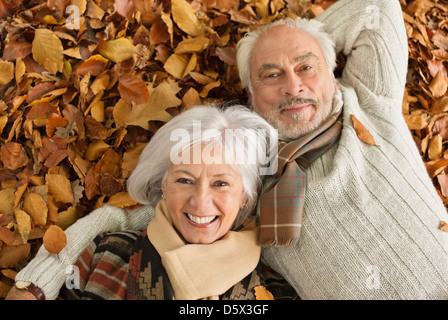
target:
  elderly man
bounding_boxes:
[8,0,448,300]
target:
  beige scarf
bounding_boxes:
[146,200,261,300]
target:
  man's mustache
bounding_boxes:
[278,97,318,111]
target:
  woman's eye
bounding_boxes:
[301,65,312,71]
[177,178,191,184]
[213,180,229,187]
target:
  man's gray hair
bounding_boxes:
[127,105,277,228]
[236,17,337,94]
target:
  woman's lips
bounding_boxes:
[185,213,218,227]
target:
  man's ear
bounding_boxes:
[246,89,255,110]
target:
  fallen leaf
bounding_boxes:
[0,60,14,85]
[99,38,135,63]
[118,74,150,104]
[439,221,448,232]
[43,225,67,254]
[23,193,48,226]
[254,285,275,300]
[171,0,203,36]
[32,28,64,74]
[14,209,31,243]
[0,142,28,170]
[350,114,376,146]
[46,174,74,203]
[429,71,448,98]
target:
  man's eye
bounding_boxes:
[266,73,278,78]
[301,65,312,71]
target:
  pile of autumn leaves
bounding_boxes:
[0,0,447,298]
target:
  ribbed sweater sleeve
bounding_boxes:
[14,205,153,300]
[316,0,408,103]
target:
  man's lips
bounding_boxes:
[281,104,312,114]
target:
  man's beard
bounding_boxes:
[254,95,334,141]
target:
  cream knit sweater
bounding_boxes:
[16,0,448,300]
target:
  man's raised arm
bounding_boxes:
[315,0,408,103]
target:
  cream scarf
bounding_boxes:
[146,200,261,300]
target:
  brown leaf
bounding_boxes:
[43,225,67,254]
[0,243,31,268]
[118,74,150,105]
[0,142,28,170]
[0,226,14,246]
[350,114,376,146]
[2,41,32,61]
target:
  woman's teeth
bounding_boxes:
[186,213,216,224]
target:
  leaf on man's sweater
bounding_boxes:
[350,115,376,146]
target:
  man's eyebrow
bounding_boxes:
[293,52,319,64]
[256,52,319,78]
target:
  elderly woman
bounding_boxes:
[57,105,278,300]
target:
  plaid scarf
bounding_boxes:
[259,109,343,246]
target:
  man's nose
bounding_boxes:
[190,184,212,212]
[281,72,304,96]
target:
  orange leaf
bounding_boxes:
[43,225,67,254]
[350,114,376,146]
[254,286,274,300]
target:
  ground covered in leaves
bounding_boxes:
[0,0,447,297]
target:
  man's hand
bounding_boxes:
[5,286,38,300]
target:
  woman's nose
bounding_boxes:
[190,184,212,212]
[281,72,304,96]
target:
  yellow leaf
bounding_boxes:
[199,80,220,98]
[125,80,181,128]
[171,0,203,36]
[43,225,67,254]
[429,71,448,98]
[0,60,14,85]
[99,38,134,63]
[404,112,428,130]
[164,53,190,79]
[350,114,376,146]
[14,208,31,243]
[56,206,80,230]
[175,36,211,54]
[23,193,48,226]
[0,189,14,215]
[161,12,174,44]
[106,192,138,208]
[428,134,442,160]
[85,140,110,160]
[46,174,74,203]
[32,29,64,74]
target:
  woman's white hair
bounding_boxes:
[127,104,277,228]
[236,17,336,94]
